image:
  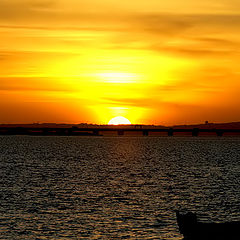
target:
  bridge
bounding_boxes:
[0,127,240,136]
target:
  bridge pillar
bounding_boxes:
[192,128,199,137]
[216,130,223,137]
[42,129,49,135]
[118,130,124,136]
[67,129,72,135]
[56,129,66,135]
[168,128,174,136]
[93,130,99,136]
[143,130,149,136]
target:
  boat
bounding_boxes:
[176,211,240,240]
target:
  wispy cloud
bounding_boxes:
[0,77,74,93]
[150,45,234,57]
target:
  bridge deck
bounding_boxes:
[0,127,240,136]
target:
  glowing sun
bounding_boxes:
[108,116,131,125]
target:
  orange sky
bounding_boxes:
[1,0,240,125]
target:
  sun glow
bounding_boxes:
[108,116,131,125]
[97,72,138,83]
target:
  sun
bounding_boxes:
[108,116,131,125]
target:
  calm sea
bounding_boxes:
[0,136,240,239]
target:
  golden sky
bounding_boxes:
[1,0,240,125]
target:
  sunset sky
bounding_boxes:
[1,0,240,125]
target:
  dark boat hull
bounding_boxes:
[176,211,240,240]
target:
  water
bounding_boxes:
[0,136,240,239]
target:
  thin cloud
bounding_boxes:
[102,97,155,107]
[151,45,233,57]
[102,96,199,110]
[147,82,222,93]
[0,77,75,93]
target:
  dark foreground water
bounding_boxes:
[0,136,240,239]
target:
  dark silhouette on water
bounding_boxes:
[1,126,240,136]
[176,211,240,240]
